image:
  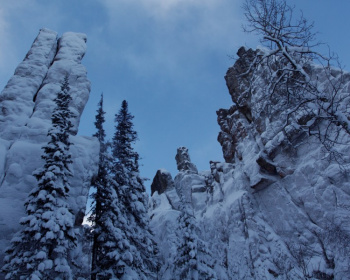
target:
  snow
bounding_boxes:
[159,168,171,175]
[35,251,46,260]
[1,26,349,278]
[0,29,99,275]
[0,29,58,140]
[149,47,350,279]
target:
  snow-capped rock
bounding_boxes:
[150,169,175,196]
[175,146,198,174]
[0,29,99,272]
[150,47,350,279]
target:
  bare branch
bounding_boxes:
[240,0,350,169]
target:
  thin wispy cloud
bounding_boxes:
[102,0,226,19]
[98,0,245,79]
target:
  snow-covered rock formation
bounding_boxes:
[150,47,350,279]
[0,29,99,272]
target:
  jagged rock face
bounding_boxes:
[150,47,350,279]
[150,169,175,196]
[149,148,210,277]
[0,29,99,271]
[175,146,198,173]
[217,48,350,278]
[217,105,249,163]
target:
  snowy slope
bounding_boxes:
[150,48,350,279]
[0,29,99,272]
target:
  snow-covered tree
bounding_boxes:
[2,76,77,280]
[174,210,198,280]
[93,183,131,280]
[88,94,110,280]
[111,100,158,279]
[173,208,216,280]
[112,100,139,186]
[172,177,216,280]
[242,0,350,168]
[92,100,158,279]
[89,94,108,227]
[86,95,132,280]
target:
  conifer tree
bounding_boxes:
[174,210,199,280]
[174,201,216,279]
[109,100,158,279]
[2,76,77,280]
[89,94,109,280]
[93,180,130,280]
[86,98,132,280]
[112,100,138,186]
[88,95,130,280]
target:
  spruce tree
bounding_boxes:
[2,76,77,280]
[109,100,158,279]
[89,94,109,280]
[88,94,129,280]
[112,100,138,186]
[174,210,198,280]
[174,202,216,279]
[93,181,130,280]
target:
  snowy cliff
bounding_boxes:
[150,48,350,279]
[0,29,99,271]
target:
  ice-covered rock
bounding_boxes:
[0,29,99,272]
[150,47,350,279]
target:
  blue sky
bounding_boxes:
[1,0,350,192]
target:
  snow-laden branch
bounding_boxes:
[241,0,350,169]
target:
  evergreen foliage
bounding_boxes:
[173,185,216,280]
[89,94,111,280]
[89,94,108,227]
[112,100,139,186]
[1,76,76,280]
[174,209,217,280]
[91,100,158,279]
[110,100,158,279]
[174,210,199,280]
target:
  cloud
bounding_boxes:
[97,0,246,81]
[101,0,224,19]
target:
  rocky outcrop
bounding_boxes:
[150,169,175,196]
[0,29,99,271]
[149,147,210,277]
[150,47,350,279]
[175,146,198,174]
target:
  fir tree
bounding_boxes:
[87,97,134,280]
[93,182,131,280]
[2,76,77,280]
[90,100,157,279]
[174,210,199,280]
[108,100,158,279]
[174,201,216,279]
[112,100,138,186]
[89,94,109,280]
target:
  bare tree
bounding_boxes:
[241,0,350,169]
[286,242,313,279]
